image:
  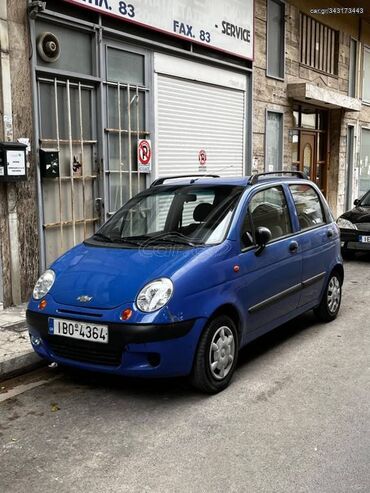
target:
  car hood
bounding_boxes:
[340,206,370,224]
[50,242,205,309]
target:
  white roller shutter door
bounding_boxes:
[155,55,247,178]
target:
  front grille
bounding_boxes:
[355,223,370,232]
[46,337,123,367]
[57,308,103,318]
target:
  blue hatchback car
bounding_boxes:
[27,172,343,393]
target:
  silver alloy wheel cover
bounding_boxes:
[327,276,341,313]
[209,325,235,380]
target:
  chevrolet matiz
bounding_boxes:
[27,172,343,393]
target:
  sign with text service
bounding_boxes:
[64,0,254,60]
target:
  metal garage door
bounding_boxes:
[156,63,246,178]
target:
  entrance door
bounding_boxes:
[293,105,328,195]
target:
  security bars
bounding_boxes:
[37,76,98,266]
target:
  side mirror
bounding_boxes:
[354,199,360,206]
[255,226,272,256]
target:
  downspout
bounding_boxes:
[0,2,22,305]
[28,6,46,273]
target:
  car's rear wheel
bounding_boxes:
[191,315,238,394]
[314,271,342,322]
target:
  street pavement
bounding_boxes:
[0,303,41,378]
[0,258,369,493]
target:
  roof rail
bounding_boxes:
[151,174,220,187]
[248,171,307,185]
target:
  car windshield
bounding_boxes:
[360,191,370,206]
[91,184,243,247]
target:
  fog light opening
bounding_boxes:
[147,353,161,367]
[30,335,42,347]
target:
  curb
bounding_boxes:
[0,351,45,382]
[0,318,45,381]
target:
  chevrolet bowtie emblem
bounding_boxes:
[77,295,93,303]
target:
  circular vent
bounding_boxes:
[36,32,61,63]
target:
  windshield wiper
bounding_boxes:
[145,232,204,247]
[93,233,142,247]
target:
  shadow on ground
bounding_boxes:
[58,311,318,399]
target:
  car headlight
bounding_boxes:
[337,218,357,230]
[136,278,173,313]
[33,269,55,300]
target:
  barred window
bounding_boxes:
[300,13,339,75]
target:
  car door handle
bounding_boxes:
[289,241,299,252]
[327,229,334,238]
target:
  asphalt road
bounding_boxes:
[1,258,369,493]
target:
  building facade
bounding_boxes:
[254,0,370,218]
[0,0,369,308]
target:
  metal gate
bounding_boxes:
[37,77,99,267]
[103,44,151,217]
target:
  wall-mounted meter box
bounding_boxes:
[40,149,60,178]
[0,142,27,182]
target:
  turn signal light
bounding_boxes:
[120,308,132,321]
[38,299,48,310]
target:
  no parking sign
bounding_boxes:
[138,139,152,173]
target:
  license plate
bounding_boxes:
[359,235,370,243]
[48,318,108,344]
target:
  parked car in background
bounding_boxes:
[27,172,343,394]
[337,189,370,259]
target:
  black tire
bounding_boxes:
[314,271,342,323]
[341,248,355,260]
[191,315,239,394]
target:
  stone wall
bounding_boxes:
[0,1,38,307]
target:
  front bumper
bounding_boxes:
[27,310,206,377]
[340,229,370,251]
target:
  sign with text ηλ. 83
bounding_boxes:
[63,0,254,60]
[137,139,152,173]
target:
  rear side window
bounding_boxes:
[289,185,325,230]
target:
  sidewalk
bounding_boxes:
[0,304,42,380]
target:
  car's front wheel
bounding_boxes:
[191,315,239,394]
[314,271,342,322]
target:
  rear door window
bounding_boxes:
[289,184,326,230]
